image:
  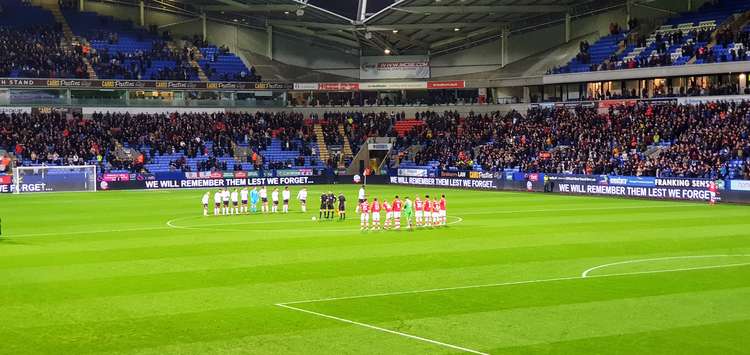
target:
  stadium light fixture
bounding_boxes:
[384,48,391,54]
[454,27,460,32]
[392,29,398,33]
[296,8,305,16]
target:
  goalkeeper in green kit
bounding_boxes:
[403,197,414,230]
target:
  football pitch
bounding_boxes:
[1,185,749,354]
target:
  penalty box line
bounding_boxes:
[275,256,750,354]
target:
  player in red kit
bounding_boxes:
[371,198,381,230]
[414,196,423,227]
[708,181,718,205]
[392,195,402,229]
[382,198,392,230]
[422,195,432,228]
[359,199,370,230]
[432,198,440,226]
[439,194,447,226]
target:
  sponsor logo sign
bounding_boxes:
[398,168,428,177]
[730,179,750,192]
[360,55,430,80]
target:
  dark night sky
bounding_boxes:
[307,0,396,20]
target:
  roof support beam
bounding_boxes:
[394,5,569,14]
[274,25,360,49]
[429,27,499,49]
[366,22,507,31]
[203,3,298,13]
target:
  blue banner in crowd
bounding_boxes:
[548,174,719,201]
[604,175,656,187]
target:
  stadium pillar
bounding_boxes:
[139,0,145,27]
[687,0,692,11]
[267,25,273,60]
[79,0,84,11]
[626,0,632,27]
[565,13,571,43]
[201,13,207,41]
[500,26,509,68]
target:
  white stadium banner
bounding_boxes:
[360,55,430,80]
[293,83,320,90]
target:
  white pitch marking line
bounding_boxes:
[279,256,750,306]
[580,254,750,277]
[277,254,750,354]
[275,303,489,355]
[7,204,698,238]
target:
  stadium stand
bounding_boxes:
[2,102,748,180]
[391,102,749,179]
[551,0,750,73]
[0,1,90,78]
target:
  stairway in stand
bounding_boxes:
[338,124,353,169]
[168,41,209,82]
[39,0,98,79]
[40,1,97,79]
[313,124,330,164]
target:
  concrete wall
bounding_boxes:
[272,34,359,79]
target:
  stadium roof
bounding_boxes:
[134,0,632,55]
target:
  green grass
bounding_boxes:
[1,185,749,354]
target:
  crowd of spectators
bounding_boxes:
[0,25,90,78]
[394,102,750,179]
[2,101,749,180]
[89,40,199,80]
[0,111,319,174]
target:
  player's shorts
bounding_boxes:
[320,203,327,210]
[203,203,208,208]
[393,211,401,219]
[242,200,248,205]
[273,200,279,205]
[327,203,335,210]
[300,199,306,204]
[232,201,238,206]
[439,210,446,217]
[283,199,289,205]
[223,201,229,207]
[415,211,423,219]
[386,211,393,220]
[372,213,380,222]
[404,211,413,220]
[339,204,346,212]
[261,197,268,203]
[358,198,365,204]
[215,202,220,207]
[360,213,369,222]
[251,199,258,205]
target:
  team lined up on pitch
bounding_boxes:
[199,185,448,231]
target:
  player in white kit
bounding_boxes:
[213,189,222,216]
[230,189,239,215]
[297,187,308,212]
[282,186,291,213]
[221,188,231,215]
[202,191,210,216]
[356,185,366,212]
[259,186,269,213]
[240,187,249,214]
[271,188,279,213]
